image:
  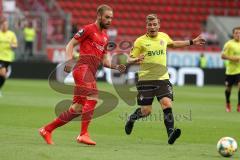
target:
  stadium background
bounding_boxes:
[0,0,240,160]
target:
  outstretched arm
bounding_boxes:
[102,54,126,73]
[168,35,206,48]
[127,54,145,64]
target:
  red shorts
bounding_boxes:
[72,65,98,104]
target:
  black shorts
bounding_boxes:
[136,80,173,106]
[0,60,11,69]
[225,74,240,86]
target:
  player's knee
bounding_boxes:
[161,99,172,108]
[71,103,83,113]
[141,107,152,116]
[0,68,7,76]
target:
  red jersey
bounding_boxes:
[74,23,108,75]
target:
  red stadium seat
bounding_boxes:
[14,0,230,51]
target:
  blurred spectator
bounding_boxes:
[198,53,207,68]
[23,21,36,58]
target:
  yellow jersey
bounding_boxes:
[222,39,240,75]
[0,30,18,62]
[23,27,36,42]
[130,32,173,81]
[200,56,207,68]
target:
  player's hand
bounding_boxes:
[128,54,145,64]
[135,54,145,64]
[116,64,126,73]
[64,64,72,73]
[193,35,206,45]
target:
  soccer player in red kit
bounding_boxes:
[39,4,126,145]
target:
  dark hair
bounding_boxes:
[97,4,112,15]
[232,26,240,34]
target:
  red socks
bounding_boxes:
[43,99,97,136]
[80,100,97,136]
[44,108,80,132]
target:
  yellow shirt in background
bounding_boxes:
[222,39,240,75]
[23,27,36,42]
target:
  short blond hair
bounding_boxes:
[97,4,113,15]
[146,14,160,23]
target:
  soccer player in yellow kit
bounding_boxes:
[0,17,18,96]
[221,26,240,112]
[125,14,205,144]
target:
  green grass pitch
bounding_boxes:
[0,79,239,160]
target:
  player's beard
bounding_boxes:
[100,21,105,29]
[99,17,110,29]
[100,21,109,29]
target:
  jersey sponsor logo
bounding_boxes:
[147,50,164,56]
[145,44,151,47]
